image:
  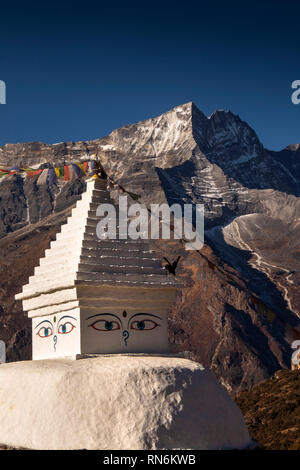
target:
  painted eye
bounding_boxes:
[58,322,75,334]
[130,320,160,331]
[90,320,120,331]
[37,326,53,338]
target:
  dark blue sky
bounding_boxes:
[0,1,299,150]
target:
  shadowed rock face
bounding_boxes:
[0,102,299,392]
[235,369,300,449]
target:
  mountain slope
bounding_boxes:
[235,369,300,449]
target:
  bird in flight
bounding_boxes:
[163,256,181,276]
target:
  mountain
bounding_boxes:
[0,102,299,392]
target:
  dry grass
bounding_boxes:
[235,369,300,450]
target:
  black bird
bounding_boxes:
[163,256,181,276]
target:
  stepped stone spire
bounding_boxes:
[16,177,181,359]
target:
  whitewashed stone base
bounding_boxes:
[0,356,251,450]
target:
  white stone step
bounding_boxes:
[22,287,78,312]
[34,254,164,278]
[20,277,76,298]
[29,267,172,289]
[73,210,116,221]
[75,201,114,212]
[28,300,80,318]
[42,246,81,262]
[77,263,166,276]
[47,238,155,260]
[85,179,108,190]
[84,193,113,203]
[34,259,78,276]
[81,239,154,251]
[73,202,111,215]
[79,254,162,268]
[52,230,121,246]
[76,271,172,284]
[38,251,161,273]
[28,265,78,285]
[57,221,127,239]
[22,267,175,296]
[20,270,179,299]
[75,278,178,287]
[80,247,155,259]
[49,236,85,250]
[56,226,96,241]
[59,214,120,231]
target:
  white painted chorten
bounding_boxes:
[16,177,180,360]
[6,176,253,451]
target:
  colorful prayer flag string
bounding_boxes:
[0,157,107,188]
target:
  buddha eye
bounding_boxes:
[90,320,120,331]
[58,322,75,334]
[37,326,53,338]
[130,320,160,331]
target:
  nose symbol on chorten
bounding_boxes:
[122,330,129,347]
[53,335,57,352]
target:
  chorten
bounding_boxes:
[16,177,180,360]
[8,175,252,451]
